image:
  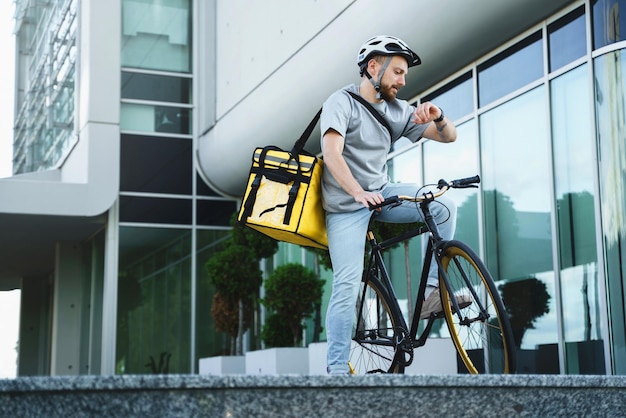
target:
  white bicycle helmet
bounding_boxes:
[357,35,421,75]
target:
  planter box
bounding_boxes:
[245,347,309,375]
[309,339,456,375]
[307,342,327,375]
[404,338,457,375]
[198,356,246,375]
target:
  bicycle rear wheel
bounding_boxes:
[350,274,407,374]
[439,240,516,374]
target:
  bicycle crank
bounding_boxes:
[393,328,414,367]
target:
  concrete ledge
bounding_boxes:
[1,374,625,417]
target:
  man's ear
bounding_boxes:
[367,58,378,77]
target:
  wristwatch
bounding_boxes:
[433,107,445,123]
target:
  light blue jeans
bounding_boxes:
[325,183,457,374]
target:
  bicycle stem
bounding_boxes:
[419,197,444,244]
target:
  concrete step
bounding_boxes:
[1,374,624,417]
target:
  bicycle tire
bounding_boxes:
[438,240,516,374]
[349,274,408,374]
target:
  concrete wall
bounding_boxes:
[197,0,575,198]
[1,374,625,417]
[0,0,121,217]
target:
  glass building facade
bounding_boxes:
[377,2,626,374]
[13,0,77,173]
[7,0,626,376]
[116,0,236,373]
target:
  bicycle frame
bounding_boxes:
[352,176,516,374]
[361,192,490,355]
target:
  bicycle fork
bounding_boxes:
[436,251,490,324]
[419,196,489,325]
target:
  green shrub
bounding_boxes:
[262,263,324,347]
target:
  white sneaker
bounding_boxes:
[420,287,472,319]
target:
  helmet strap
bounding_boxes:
[368,56,392,100]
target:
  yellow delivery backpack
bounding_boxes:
[238,109,328,250]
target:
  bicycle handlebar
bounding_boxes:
[369,175,480,211]
[444,175,480,189]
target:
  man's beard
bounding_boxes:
[379,83,400,102]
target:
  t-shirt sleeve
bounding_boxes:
[320,90,352,139]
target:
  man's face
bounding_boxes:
[377,56,408,101]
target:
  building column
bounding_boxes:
[101,200,119,375]
[50,242,84,376]
[18,276,52,376]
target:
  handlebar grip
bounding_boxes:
[368,195,401,211]
[452,175,480,187]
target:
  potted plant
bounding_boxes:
[200,214,277,375]
[246,263,324,375]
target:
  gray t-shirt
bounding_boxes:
[320,84,428,212]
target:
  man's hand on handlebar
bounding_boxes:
[366,175,481,211]
[355,190,385,210]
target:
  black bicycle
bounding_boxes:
[349,175,516,374]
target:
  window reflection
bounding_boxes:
[478,32,543,107]
[594,49,626,374]
[121,103,192,134]
[480,87,557,373]
[122,72,192,103]
[121,0,192,72]
[13,0,77,174]
[592,0,626,49]
[389,147,422,184]
[117,227,192,374]
[551,64,604,373]
[549,6,586,72]
[504,272,559,373]
[196,230,231,359]
[423,121,480,252]
[386,148,423,314]
[422,72,474,122]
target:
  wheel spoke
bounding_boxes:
[350,277,407,374]
[439,241,516,374]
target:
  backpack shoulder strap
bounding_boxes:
[291,108,322,155]
[346,91,393,140]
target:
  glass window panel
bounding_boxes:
[551,64,604,374]
[14,1,77,174]
[594,50,626,374]
[122,72,192,103]
[478,32,543,107]
[421,72,474,122]
[121,0,192,72]
[387,148,423,312]
[592,0,626,50]
[121,134,192,194]
[423,120,480,253]
[196,199,238,227]
[196,229,232,359]
[197,174,221,196]
[119,196,192,225]
[386,123,480,327]
[389,146,422,184]
[121,103,191,134]
[549,7,587,72]
[117,227,192,374]
[480,86,557,373]
[552,66,598,268]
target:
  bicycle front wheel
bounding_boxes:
[439,240,516,374]
[350,275,407,374]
